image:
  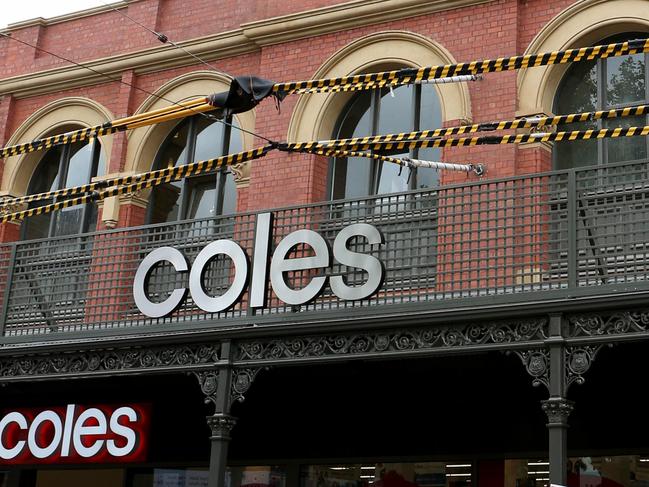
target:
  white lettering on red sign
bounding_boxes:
[0,404,148,464]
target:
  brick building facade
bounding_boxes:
[1,0,649,486]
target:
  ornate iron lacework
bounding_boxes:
[569,310,649,337]
[195,371,220,408]
[231,368,262,405]
[236,318,547,362]
[513,345,603,392]
[566,345,603,389]
[513,349,550,390]
[0,344,220,380]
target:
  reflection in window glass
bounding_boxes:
[23,137,103,240]
[553,33,648,169]
[226,466,286,487]
[331,81,443,199]
[301,462,472,487]
[149,115,240,224]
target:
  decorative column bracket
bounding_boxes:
[193,367,265,411]
[194,370,221,409]
[230,367,263,407]
[513,349,550,390]
[514,344,603,394]
[565,345,603,390]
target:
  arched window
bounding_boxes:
[147,115,241,224]
[22,135,105,240]
[554,33,648,169]
[330,83,442,199]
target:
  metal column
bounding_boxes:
[206,341,236,487]
[542,313,573,486]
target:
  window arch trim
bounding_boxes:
[287,30,472,144]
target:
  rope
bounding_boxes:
[273,38,649,95]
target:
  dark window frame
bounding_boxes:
[552,32,649,170]
[21,137,103,241]
[328,83,440,200]
[146,115,237,224]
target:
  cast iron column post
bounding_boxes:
[542,313,573,486]
[206,341,235,487]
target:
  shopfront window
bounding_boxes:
[147,115,240,225]
[22,136,105,241]
[301,462,472,487]
[553,33,649,170]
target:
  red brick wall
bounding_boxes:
[0,0,583,238]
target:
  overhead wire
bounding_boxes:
[6,122,649,222]
[0,30,275,155]
[98,0,226,75]
[2,35,649,221]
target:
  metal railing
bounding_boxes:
[1,159,649,341]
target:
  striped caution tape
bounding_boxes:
[0,145,272,222]
[0,97,214,159]
[273,38,649,95]
[280,125,649,154]
[305,105,649,151]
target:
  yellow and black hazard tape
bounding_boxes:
[0,145,272,223]
[280,125,649,153]
[297,104,649,150]
[284,144,485,175]
[0,97,214,159]
[0,125,123,159]
[273,38,649,95]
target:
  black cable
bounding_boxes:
[98,0,227,75]
[0,31,274,146]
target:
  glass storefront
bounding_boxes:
[300,462,472,487]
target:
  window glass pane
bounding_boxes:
[225,466,287,487]
[417,83,443,189]
[65,141,94,188]
[221,172,237,215]
[96,143,107,177]
[606,53,646,106]
[332,91,373,199]
[554,59,599,169]
[606,115,648,163]
[52,207,84,237]
[161,122,191,168]
[377,85,413,135]
[194,118,225,162]
[228,118,243,154]
[150,122,190,224]
[23,208,53,241]
[150,185,182,224]
[187,180,217,220]
[23,148,61,240]
[377,153,410,194]
[300,462,472,486]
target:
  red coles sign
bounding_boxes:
[0,404,150,465]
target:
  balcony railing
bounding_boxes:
[1,159,649,343]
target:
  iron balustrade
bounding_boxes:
[1,159,649,341]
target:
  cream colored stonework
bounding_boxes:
[124,70,256,185]
[2,97,114,197]
[517,0,649,118]
[287,31,473,143]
